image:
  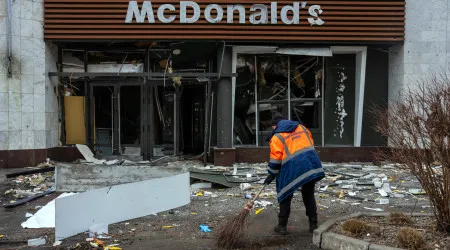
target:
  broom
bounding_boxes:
[216,184,267,249]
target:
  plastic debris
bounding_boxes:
[200,225,212,232]
[28,237,46,246]
[409,188,426,195]
[162,225,174,229]
[379,198,389,205]
[254,200,273,208]
[255,208,264,214]
[348,192,357,197]
[363,207,384,212]
[191,212,198,215]
[0,235,4,239]
[25,212,33,218]
[341,185,354,189]
[105,246,122,250]
[240,183,252,190]
[378,189,388,197]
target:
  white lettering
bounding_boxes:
[180,1,200,23]
[270,2,277,24]
[157,4,176,23]
[227,5,245,24]
[281,2,299,25]
[124,1,324,26]
[249,4,268,24]
[205,4,224,23]
[125,1,155,23]
[308,5,325,25]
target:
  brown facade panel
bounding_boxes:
[44,0,405,42]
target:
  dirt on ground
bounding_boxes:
[332,215,449,250]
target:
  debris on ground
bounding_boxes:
[27,237,46,246]
[199,225,212,233]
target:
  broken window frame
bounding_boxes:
[232,51,325,147]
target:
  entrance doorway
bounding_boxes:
[90,83,141,156]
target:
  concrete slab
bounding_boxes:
[55,172,190,240]
[55,163,185,192]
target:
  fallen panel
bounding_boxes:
[55,172,190,240]
[190,169,239,188]
[22,193,75,228]
[76,144,104,164]
[56,163,184,192]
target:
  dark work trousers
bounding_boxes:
[278,181,317,226]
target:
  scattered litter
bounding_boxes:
[53,240,62,246]
[348,192,357,197]
[338,190,345,199]
[319,185,329,191]
[319,194,329,198]
[199,225,212,233]
[240,183,252,190]
[0,234,4,239]
[409,189,426,195]
[254,200,273,208]
[378,189,388,197]
[255,208,264,214]
[364,207,384,212]
[351,203,361,206]
[162,225,174,229]
[105,246,122,250]
[393,193,405,198]
[374,181,383,188]
[244,194,252,199]
[191,212,197,215]
[341,185,354,189]
[28,237,46,246]
[25,212,33,218]
[379,198,389,205]
[203,191,213,197]
[421,205,432,209]
[383,183,393,193]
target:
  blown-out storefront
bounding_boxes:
[43,0,405,165]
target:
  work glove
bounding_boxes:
[264,174,276,185]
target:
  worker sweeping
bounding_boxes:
[247,115,325,235]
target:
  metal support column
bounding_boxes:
[174,86,181,156]
[216,45,233,148]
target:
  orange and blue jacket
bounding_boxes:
[268,120,325,203]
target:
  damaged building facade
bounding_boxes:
[0,0,441,168]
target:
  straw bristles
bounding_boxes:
[216,209,250,249]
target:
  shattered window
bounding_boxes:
[234,54,323,146]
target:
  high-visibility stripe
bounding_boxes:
[277,167,324,199]
[282,146,315,164]
[299,125,314,147]
[269,158,282,164]
[268,167,280,175]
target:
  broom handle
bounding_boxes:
[250,184,267,203]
